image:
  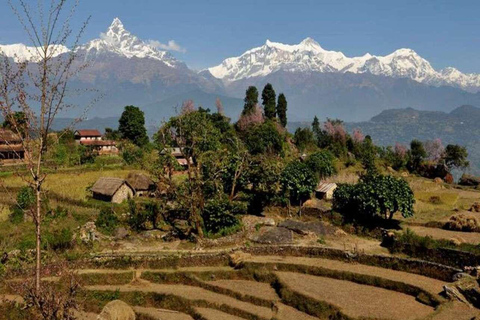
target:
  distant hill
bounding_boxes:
[290,105,480,175]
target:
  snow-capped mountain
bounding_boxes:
[208,38,480,93]
[0,43,69,62]
[0,18,182,68]
[77,18,181,68]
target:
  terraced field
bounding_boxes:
[2,251,479,320]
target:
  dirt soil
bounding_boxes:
[134,306,194,320]
[247,255,447,295]
[408,225,480,244]
[195,307,247,320]
[429,301,480,320]
[207,279,278,300]
[86,282,273,319]
[276,272,434,320]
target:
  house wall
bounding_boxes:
[112,184,134,204]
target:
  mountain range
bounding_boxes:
[1,18,480,122]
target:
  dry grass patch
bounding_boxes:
[407,226,480,244]
[276,272,434,320]
[247,255,446,296]
[207,280,278,301]
[134,306,194,320]
[85,283,273,319]
[195,307,246,320]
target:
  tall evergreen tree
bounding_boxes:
[119,105,149,147]
[277,93,288,127]
[262,83,276,120]
[242,86,259,115]
[312,116,321,137]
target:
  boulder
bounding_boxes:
[97,300,135,320]
[172,219,193,238]
[77,222,99,244]
[434,177,443,184]
[278,220,337,236]
[459,174,480,187]
[254,227,293,244]
[443,275,480,308]
[114,227,129,240]
[470,202,480,213]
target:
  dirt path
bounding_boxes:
[276,272,434,320]
[207,280,278,300]
[86,282,273,319]
[195,307,247,320]
[134,306,194,320]
[408,226,480,244]
[429,301,480,320]
[248,255,447,295]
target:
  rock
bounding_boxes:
[444,276,480,308]
[77,222,99,244]
[453,272,474,282]
[470,202,480,213]
[262,218,276,226]
[278,220,337,236]
[229,251,252,269]
[114,227,129,240]
[97,300,135,320]
[459,174,480,187]
[142,230,165,240]
[254,227,293,244]
[334,229,347,236]
[387,167,396,173]
[401,172,409,177]
[172,219,193,238]
[434,177,443,184]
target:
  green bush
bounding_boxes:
[305,150,336,180]
[333,173,414,220]
[9,207,24,224]
[95,207,119,235]
[281,160,317,204]
[9,186,35,224]
[203,196,240,235]
[44,228,73,251]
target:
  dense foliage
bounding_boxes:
[333,173,415,220]
[118,105,149,147]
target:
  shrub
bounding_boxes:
[95,207,119,235]
[9,186,35,224]
[333,173,415,220]
[244,121,284,155]
[203,196,240,235]
[281,160,318,204]
[44,228,73,251]
[9,207,24,224]
[305,150,336,180]
[444,214,479,232]
[126,199,149,232]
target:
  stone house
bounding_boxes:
[0,128,24,161]
[126,172,156,196]
[315,182,337,200]
[161,147,192,168]
[91,177,134,203]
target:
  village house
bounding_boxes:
[161,147,192,168]
[0,128,25,161]
[74,129,118,155]
[315,182,337,200]
[126,172,156,196]
[91,177,134,203]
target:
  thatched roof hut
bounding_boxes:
[91,177,134,203]
[126,172,155,195]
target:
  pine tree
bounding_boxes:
[262,83,276,120]
[242,86,258,115]
[277,93,287,127]
[312,116,321,137]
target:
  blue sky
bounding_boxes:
[1,0,479,72]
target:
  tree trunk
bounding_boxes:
[35,183,41,293]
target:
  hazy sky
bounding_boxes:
[0,0,479,72]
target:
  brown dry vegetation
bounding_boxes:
[276,271,434,320]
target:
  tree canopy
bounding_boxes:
[118,105,149,147]
[262,83,276,120]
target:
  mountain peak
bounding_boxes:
[109,17,124,30]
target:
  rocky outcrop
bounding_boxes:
[459,174,480,187]
[278,220,337,236]
[253,227,293,244]
[443,274,480,308]
[97,300,135,320]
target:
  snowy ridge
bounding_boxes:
[208,38,480,92]
[0,43,69,62]
[0,18,181,68]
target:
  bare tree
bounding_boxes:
[0,0,91,293]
